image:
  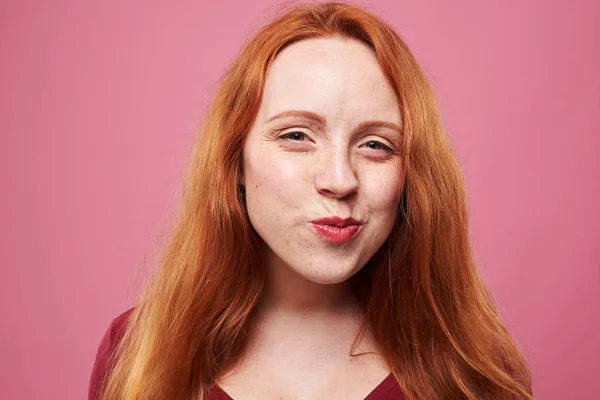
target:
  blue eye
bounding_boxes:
[280,131,308,141]
[362,140,392,152]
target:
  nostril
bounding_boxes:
[318,188,358,203]
[315,170,359,199]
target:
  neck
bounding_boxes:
[257,247,362,317]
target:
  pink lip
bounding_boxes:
[310,216,361,227]
[309,216,362,244]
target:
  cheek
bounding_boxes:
[361,167,403,215]
[243,148,308,218]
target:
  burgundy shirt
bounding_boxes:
[89,308,405,399]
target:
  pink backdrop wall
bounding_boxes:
[1,0,598,398]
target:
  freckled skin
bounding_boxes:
[242,36,404,285]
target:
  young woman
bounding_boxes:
[89,2,534,399]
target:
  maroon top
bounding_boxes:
[89,308,405,400]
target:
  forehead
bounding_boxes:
[257,36,401,126]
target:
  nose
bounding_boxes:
[314,147,359,199]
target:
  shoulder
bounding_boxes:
[365,373,406,400]
[88,307,135,400]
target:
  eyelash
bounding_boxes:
[278,131,394,153]
[280,131,308,142]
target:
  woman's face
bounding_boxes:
[242,36,404,285]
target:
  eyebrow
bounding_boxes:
[265,110,403,134]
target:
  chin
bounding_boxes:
[293,264,361,285]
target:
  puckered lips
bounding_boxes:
[308,216,362,244]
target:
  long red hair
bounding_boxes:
[101,2,533,399]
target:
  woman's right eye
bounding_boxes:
[279,131,308,141]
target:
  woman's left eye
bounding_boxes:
[361,140,392,152]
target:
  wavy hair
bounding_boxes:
[101,2,533,399]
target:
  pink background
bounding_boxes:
[1,0,598,399]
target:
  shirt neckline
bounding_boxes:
[209,372,397,399]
